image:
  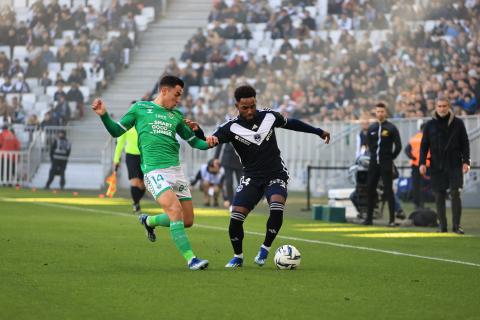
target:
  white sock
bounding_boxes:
[261,244,270,251]
[234,253,244,259]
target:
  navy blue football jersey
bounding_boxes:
[213,109,289,177]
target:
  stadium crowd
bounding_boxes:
[0,0,157,129]
[153,0,480,126]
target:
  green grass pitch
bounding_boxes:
[1,187,480,320]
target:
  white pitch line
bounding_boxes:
[4,199,480,268]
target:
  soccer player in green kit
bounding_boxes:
[92,75,218,270]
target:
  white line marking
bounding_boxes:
[4,199,480,268]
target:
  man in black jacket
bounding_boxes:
[420,98,470,234]
[45,130,71,190]
[363,102,402,226]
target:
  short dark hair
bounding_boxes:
[375,102,387,109]
[234,85,256,102]
[159,75,184,89]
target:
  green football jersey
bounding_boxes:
[100,101,208,173]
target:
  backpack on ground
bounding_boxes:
[408,208,438,227]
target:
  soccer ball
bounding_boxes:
[274,245,301,270]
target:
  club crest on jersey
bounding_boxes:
[146,109,153,114]
[254,133,261,142]
[168,113,174,118]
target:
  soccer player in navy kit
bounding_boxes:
[205,86,330,268]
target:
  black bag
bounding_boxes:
[408,208,438,227]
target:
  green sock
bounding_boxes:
[146,213,170,227]
[170,221,195,262]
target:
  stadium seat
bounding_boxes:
[79,86,90,101]
[269,0,282,9]
[15,7,29,22]
[34,101,49,112]
[0,46,11,59]
[13,0,27,8]
[63,63,77,75]
[305,6,317,17]
[62,30,76,42]
[49,46,58,57]
[21,93,36,106]
[107,31,121,41]
[25,78,39,90]
[48,62,62,73]
[5,93,21,104]
[188,86,200,99]
[142,7,155,23]
[12,45,28,61]
[252,31,264,42]
[134,15,148,32]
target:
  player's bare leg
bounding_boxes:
[139,189,208,270]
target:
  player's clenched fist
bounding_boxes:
[91,98,107,116]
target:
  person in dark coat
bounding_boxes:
[420,98,470,234]
[363,102,402,226]
[45,130,71,190]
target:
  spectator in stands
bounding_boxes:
[223,19,239,39]
[0,96,14,122]
[67,68,84,85]
[53,83,66,101]
[238,24,252,40]
[0,51,10,77]
[25,114,40,132]
[122,12,138,44]
[104,0,123,29]
[39,70,52,93]
[91,59,106,92]
[53,95,70,124]
[0,76,14,94]
[122,0,140,16]
[41,109,58,127]
[12,96,26,124]
[8,59,24,78]
[118,29,134,68]
[45,130,71,190]
[66,82,84,118]
[0,124,21,184]
[302,9,316,30]
[13,73,30,93]
[26,56,44,78]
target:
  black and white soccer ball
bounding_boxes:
[274,245,301,270]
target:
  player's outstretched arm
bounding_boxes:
[184,119,206,140]
[91,98,129,138]
[283,118,330,144]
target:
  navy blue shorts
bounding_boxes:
[232,172,289,210]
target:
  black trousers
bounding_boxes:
[434,189,461,230]
[223,167,243,203]
[431,169,463,230]
[367,160,395,222]
[411,166,423,208]
[46,160,67,189]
